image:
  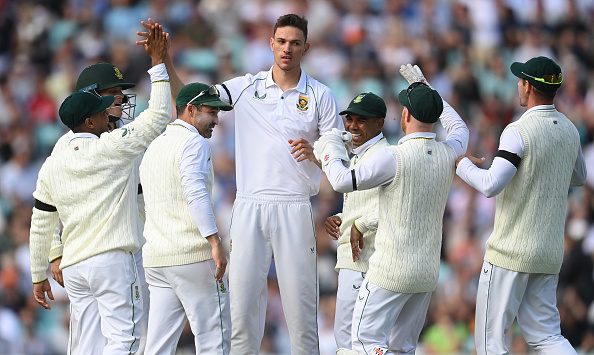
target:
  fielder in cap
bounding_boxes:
[316,64,468,355]
[30,23,171,354]
[139,82,232,354]
[456,56,585,355]
[324,92,393,349]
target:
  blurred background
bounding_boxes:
[0,0,594,354]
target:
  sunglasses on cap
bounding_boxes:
[521,72,563,85]
[187,85,220,106]
[406,82,428,117]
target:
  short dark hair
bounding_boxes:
[273,14,308,42]
[176,104,203,118]
[524,79,556,101]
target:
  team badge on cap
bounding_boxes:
[353,94,365,103]
[114,67,124,80]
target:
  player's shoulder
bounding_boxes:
[304,73,332,94]
[224,71,267,89]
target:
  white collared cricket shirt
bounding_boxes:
[220,67,343,196]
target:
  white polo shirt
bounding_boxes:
[219,67,343,196]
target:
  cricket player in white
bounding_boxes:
[456,56,585,355]
[323,92,391,349]
[48,61,150,355]
[139,82,232,354]
[29,24,171,355]
[216,14,344,354]
[322,65,468,355]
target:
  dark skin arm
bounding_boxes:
[325,216,341,240]
[350,224,364,262]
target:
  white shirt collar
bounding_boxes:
[265,66,308,94]
[170,119,198,134]
[352,132,385,156]
[521,104,556,118]
[398,131,436,145]
[70,132,99,140]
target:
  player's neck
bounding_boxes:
[272,65,301,92]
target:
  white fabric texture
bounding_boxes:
[62,251,143,355]
[144,260,230,355]
[351,280,431,355]
[324,100,468,193]
[456,105,586,197]
[219,67,344,197]
[485,106,581,274]
[475,262,577,355]
[140,123,214,268]
[30,80,172,282]
[229,193,319,355]
[335,137,389,273]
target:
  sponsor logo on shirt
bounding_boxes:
[254,91,267,101]
[135,286,140,300]
[296,96,309,112]
[218,280,227,293]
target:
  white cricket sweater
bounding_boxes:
[140,124,214,267]
[335,137,389,273]
[485,108,580,274]
[30,80,172,283]
[366,138,456,293]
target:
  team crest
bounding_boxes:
[114,67,124,80]
[296,96,309,112]
[373,347,387,355]
[218,280,227,293]
[135,286,140,300]
[353,94,365,103]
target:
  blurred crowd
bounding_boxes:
[1,0,594,354]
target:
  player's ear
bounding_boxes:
[303,42,310,56]
[85,117,94,128]
[270,37,274,51]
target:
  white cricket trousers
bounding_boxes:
[62,250,143,354]
[475,261,577,355]
[144,260,231,355]
[229,193,319,355]
[335,270,399,351]
[352,280,431,355]
[67,250,149,354]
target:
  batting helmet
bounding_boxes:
[76,62,136,125]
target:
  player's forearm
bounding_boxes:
[165,53,184,101]
[456,157,517,198]
[440,100,469,157]
[48,223,63,262]
[113,65,172,156]
[30,208,59,283]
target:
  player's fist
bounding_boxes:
[325,216,342,240]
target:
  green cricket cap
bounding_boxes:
[339,92,387,118]
[76,62,135,92]
[59,92,114,129]
[397,84,443,124]
[176,83,233,111]
[510,56,562,92]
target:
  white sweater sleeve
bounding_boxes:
[440,100,469,157]
[102,63,172,159]
[180,136,218,237]
[325,147,397,193]
[456,127,523,197]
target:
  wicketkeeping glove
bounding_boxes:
[399,63,434,90]
[313,128,353,168]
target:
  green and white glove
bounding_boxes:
[313,128,353,168]
[399,63,434,90]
